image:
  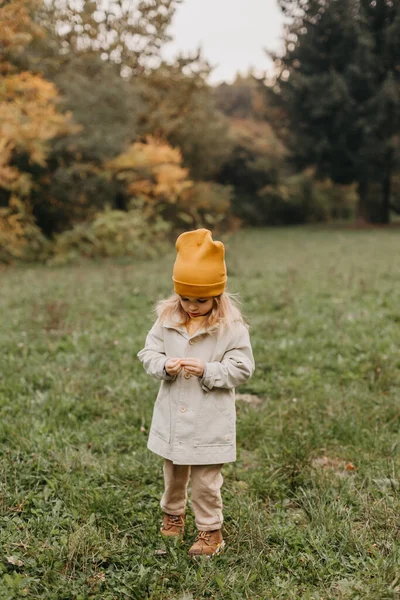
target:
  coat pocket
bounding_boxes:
[193,392,235,447]
[150,382,171,443]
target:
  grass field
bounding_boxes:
[1,227,400,599]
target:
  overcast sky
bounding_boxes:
[163,0,285,84]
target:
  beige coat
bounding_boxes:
[137,319,255,465]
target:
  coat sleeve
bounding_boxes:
[137,320,176,381]
[200,323,255,392]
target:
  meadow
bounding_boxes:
[1,227,400,599]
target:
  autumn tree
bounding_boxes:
[0,0,71,198]
[32,52,141,235]
[11,0,172,233]
[0,0,76,259]
[106,137,232,230]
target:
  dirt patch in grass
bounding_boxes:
[236,393,263,407]
[311,455,357,476]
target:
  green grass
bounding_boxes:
[1,227,400,599]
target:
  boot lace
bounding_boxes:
[196,531,211,542]
[167,514,184,528]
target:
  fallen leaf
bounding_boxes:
[345,462,356,471]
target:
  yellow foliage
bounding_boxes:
[108,137,183,172]
[153,164,192,203]
[0,196,49,262]
[0,0,42,72]
[0,1,77,196]
[106,137,193,207]
[106,136,233,230]
[0,72,77,194]
[0,1,79,260]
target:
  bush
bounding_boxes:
[256,170,357,225]
[172,181,235,230]
[0,198,51,263]
[107,137,234,231]
[50,207,171,265]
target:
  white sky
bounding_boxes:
[163,0,285,84]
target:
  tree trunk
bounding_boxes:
[357,168,392,225]
[379,175,391,224]
[379,151,393,225]
[115,191,127,211]
[356,179,369,224]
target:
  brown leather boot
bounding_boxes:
[188,529,225,557]
[160,513,185,538]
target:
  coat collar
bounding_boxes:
[162,320,220,339]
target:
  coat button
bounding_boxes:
[189,339,196,345]
[179,406,187,412]
[184,372,191,379]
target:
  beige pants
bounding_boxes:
[160,459,224,531]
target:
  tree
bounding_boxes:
[0,0,74,202]
[105,136,232,230]
[213,76,287,224]
[0,0,42,74]
[0,72,75,198]
[31,52,141,235]
[213,74,267,120]
[11,1,213,234]
[33,0,180,77]
[137,54,233,180]
[9,1,152,234]
[272,0,400,223]
[0,0,76,260]
[217,118,286,224]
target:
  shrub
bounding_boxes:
[0,197,50,263]
[106,137,234,230]
[50,207,171,265]
[172,181,235,230]
[257,170,357,225]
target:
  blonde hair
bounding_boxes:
[156,291,246,329]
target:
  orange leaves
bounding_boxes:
[0,139,24,191]
[107,137,183,172]
[345,462,356,471]
[105,136,233,229]
[153,164,192,203]
[106,136,193,207]
[0,0,42,57]
[0,72,77,194]
[0,196,49,262]
[0,2,77,197]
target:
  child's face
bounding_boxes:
[179,296,214,318]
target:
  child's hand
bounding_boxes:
[165,358,182,376]
[180,358,205,377]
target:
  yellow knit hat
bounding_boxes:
[172,228,227,297]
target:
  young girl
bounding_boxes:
[138,228,254,557]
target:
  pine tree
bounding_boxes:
[273,0,400,223]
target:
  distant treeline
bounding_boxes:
[0,0,399,263]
